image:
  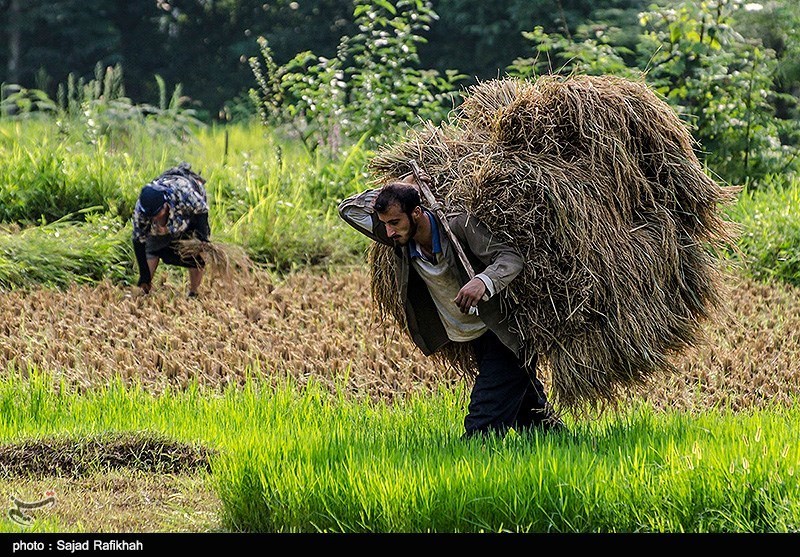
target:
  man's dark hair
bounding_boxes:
[374,182,421,216]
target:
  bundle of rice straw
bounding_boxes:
[367,74,740,415]
[176,238,253,282]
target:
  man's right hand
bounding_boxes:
[454,277,487,314]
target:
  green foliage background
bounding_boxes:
[1,1,799,289]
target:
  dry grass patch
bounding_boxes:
[0,431,215,478]
[0,265,798,415]
[0,266,456,401]
[0,432,220,532]
[2,472,222,532]
[644,269,800,412]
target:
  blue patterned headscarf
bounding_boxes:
[138,185,168,217]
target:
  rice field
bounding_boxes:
[1,263,798,414]
[1,261,798,533]
[1,114,799,533]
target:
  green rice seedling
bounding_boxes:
[198,127,371,270]
[727,174,800,287]
[208,381,800,533]
[0,211,132,288]
[0,370,798,533]
[0,121,176,224]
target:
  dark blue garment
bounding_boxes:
[463,329,551,437]
[138,185,169,216]
[408,209,442,263]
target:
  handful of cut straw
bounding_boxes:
[176,238,253,282]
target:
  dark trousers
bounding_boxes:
[463,329,550,437]
[145,217,209,269]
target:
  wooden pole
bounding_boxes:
[408,159,475,280]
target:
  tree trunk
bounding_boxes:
[7,0,21,84]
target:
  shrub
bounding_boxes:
[248,0,465,155]
[727,174,800,286]
[507,0,800,186]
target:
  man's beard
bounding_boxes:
[393,215,418,246]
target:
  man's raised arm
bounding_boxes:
[337,188,393,246]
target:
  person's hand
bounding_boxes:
[454,277,487,314]
[400,168,433,191]
[399,173,419,193]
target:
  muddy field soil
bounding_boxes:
[2,265,798,414]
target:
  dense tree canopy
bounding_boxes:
[1,0,653,119]
[1,0,799,183]
[420,0,644,80]
[0,0,358,117]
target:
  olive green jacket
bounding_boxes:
[338,188,525,356]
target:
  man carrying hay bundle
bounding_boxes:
[339,168,567,439]
[358,74,739,420]
[132,162,211,298]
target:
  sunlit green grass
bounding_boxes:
[3,117,800,285]
[726,174,800,287]
[0,370,797,533]
[0,118,371,285]
[0,211,131,288]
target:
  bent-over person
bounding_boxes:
[338,172,566,439]
[132,163,210,298]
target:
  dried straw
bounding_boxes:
[366,74,740,416]
[176,238,253,283]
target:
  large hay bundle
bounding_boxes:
[367,74,739,415]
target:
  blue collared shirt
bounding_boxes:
[409,209,441,263]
